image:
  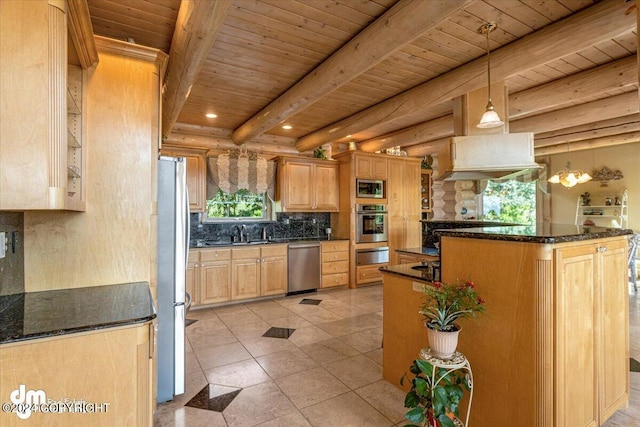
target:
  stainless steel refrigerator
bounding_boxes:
[157,156,190,403]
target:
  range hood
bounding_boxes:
[436,132,540,181]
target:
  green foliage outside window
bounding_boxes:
[482,180,536,225]
[206,189,265,219]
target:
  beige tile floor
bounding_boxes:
[154,284,640,427]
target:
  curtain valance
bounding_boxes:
[206,154,276,198]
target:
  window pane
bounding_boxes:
[482,180,536,225]
[206,189,265,219]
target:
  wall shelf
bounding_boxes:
[575,190,628,229]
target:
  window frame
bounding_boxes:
[202,188,272,223]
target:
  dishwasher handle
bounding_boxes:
[288,242,321,249]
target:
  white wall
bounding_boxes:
[548,142,640,232]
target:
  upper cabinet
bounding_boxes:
[355,154,387,179]
[275,156,339,212]
[161,148,206,212]
[0,0,96,211]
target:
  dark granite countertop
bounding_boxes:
[435,224,633,244]
[191,237,349,248]
[0,282,156,345]
[395,247,439,257]
[380,263,434,283]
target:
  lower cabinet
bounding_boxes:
[231,244,288,299]
[260,245,288,296]
[554,238,628,426]
[321,240,349,288]
[231,247,261,300]
[356,264,387,285]
[0,323,152,427]
[200,249,232,305]
[189,244,288,306]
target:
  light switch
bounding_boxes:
[0,232,5,259]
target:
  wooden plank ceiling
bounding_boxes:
[87,0,638,157]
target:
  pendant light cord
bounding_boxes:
[485,29,491,105]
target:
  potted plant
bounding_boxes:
[400,358,470,427]
[419,279,485,359]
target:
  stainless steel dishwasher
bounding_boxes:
[287,242,321,295]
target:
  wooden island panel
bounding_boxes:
[439,235,628,427]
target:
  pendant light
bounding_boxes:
[547,142,592,188]
[548,162,592,188]
[477,23,504,129]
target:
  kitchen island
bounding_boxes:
[381,225,632,427]
[0,282,156,426]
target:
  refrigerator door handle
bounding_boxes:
[185,292,192,312]
[184,182,190,266]
[173,304,185,395]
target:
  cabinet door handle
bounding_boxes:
[596,247,607,253]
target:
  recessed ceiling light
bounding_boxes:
[282,125,292,130]
[205,113,217,119]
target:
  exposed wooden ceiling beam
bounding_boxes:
[535,120,639,148]
[535,115,639,140]
[163,132,301,157]
[294,0,635,152]
[509,55,637,119]
[534,131,640,156]
[358,62,638,152]
[162,0,231,139]
[510,91,639,134]
[404,137,450,157]
[67,0,99,69]
[230,0,474,146]
[171,122,296,146]
[359,115,453,152]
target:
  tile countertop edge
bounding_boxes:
[0,282,156,345]
[434,225,633,244]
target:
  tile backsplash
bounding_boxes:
[190,212,331,245]
[0,212,24,296]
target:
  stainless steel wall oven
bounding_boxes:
[356,204,387,243]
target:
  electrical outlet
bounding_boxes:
[0,232,6,259]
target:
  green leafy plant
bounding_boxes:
[313,146,328,159]
[401,359,469,427]
[419,279,485,332]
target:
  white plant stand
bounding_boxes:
[419,348,474,427]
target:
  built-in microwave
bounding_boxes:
[356,179,385,199]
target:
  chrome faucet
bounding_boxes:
[240,224,247,242]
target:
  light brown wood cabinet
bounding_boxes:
[186,249,198,305]
[276,156,339,212]
[190,244,287,307]
[387,158,422,265]
[355,154,387,179]
[321,240,349,288]
[161,148,206,212]
[554,239,628,426]
[199,248,232,305]
[0,323,153,426]
[0,0,86,210]
[356,263,386,285]
[259,245,288,296]
[230,244,288,301]
[435,235,629,427]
